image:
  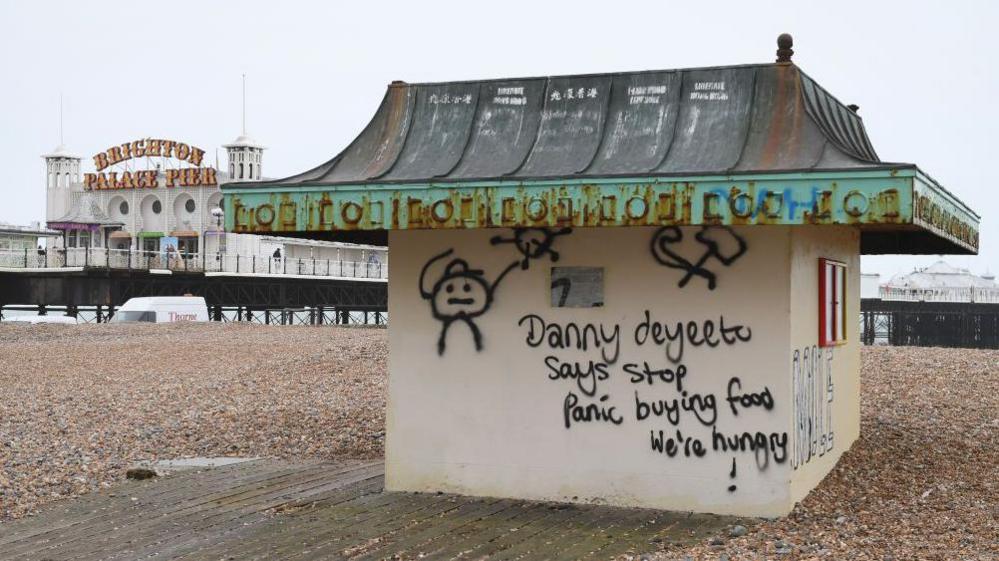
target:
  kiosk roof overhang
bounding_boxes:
[223,62,979,254]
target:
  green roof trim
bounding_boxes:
[223,168,978,255]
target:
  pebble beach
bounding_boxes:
[0,323,386,520]
[0,323,995,559]
[656,346,999,561]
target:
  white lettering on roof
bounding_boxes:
[693,81,726,91]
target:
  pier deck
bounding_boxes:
[0,459,740,560]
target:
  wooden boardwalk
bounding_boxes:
[0,460,742,560]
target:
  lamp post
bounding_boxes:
[210,207,225,269]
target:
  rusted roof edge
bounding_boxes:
[225,165,919,193]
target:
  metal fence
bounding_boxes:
[0,305,387,326]
[0,248,387,280]
[861,298,999,348]
[880,286,999,304]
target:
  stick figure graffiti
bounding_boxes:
[419,249,519,355]
[490,227,573,269]
[650,226,747,290]
[420,228,574,356]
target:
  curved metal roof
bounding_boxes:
[41,144,80,160]
[223,134,266,149]
[246,63,886,188]
[222,60,979,256]
[886,262,997,290]
[49,194,123,227]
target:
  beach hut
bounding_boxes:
[222,36,979,516]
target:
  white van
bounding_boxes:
[113,296,209,323]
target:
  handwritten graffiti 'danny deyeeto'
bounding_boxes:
[516,309,790,492]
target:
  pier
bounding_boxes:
[0,247,387,323]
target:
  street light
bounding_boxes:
[210,207,225,264]
[211,206,224,228]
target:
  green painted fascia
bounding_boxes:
[913,168,979,219]
[911,170,981,251]
[220,167,979,254]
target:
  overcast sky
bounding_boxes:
[1,0,995,279]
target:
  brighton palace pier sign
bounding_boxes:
[84,138,217,191]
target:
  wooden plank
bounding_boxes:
[265,495,499,561]
[552,508,668,560]
[305,497,479,561]
[169,477,386,561]
[0,460,754,561]
[280,492,479,560]
[0,460,306,556]
[324,498,519,561]
[0,459,294,545]
[0,459,279,546]
[228,490,459,560]
[300,496,466,559]
[197,484,435,560]
[116,464,386,561]
[415,502,553,559]
[580,510,685,559]
[492,501,683,561]
[478,513,593,560]
[56,462,376,561]
[489,505,630,561]
[455,504,591,560]
[7,462,329,560]
[270,465,383,510]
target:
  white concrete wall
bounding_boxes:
[860,273,880,300]
[283,244,344,260]
[0,233,43,251]
[386,225,862,517]
[389,226,812,516]
[788,227,861,503]
[225,233,259,256]
[45,157,79,223]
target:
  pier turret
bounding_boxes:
[42,144,80,223]
[223,74,265,181]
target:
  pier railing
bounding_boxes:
[879,286,999,304]
[0,248,388,280]
[861,298,999,348]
